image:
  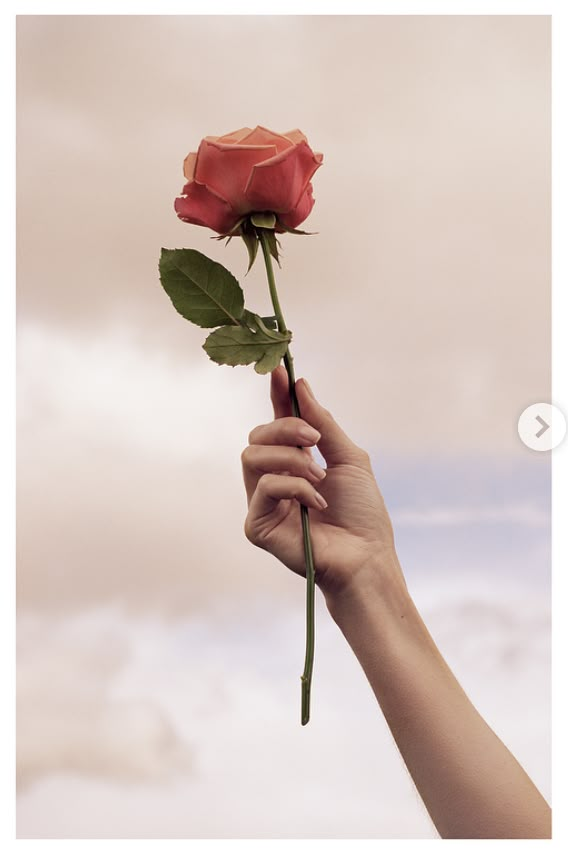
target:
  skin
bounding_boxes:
[241,365,552,840]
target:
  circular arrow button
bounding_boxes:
[518,403,566,451]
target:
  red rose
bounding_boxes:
[174,126,323,235]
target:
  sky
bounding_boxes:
[16,14,550,839]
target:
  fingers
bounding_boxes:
[249,414,321,448]
[263,370,370,469]
[244,417,321,506]
[294,377,371,469]
[242,444,326,504]
[270,364,293,419]
[247,473,328,528]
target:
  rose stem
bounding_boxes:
[258,229,316,727]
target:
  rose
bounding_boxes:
[161,125,323,724]
[174,125,323,236]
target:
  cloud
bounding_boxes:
[391,503,549,528]
[14,14,551,840]
[17,320,551,616]
[17,320,288,616]
[17,608,194,792]
[16,15,550,453]
[17,579,550,837]
[17,320,265,464]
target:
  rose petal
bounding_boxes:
[278,183,315,230]
[282,129,308,145]
[244,141,322,213]
[216,127,254,144]
[238,126,294,154]
[174,180,241,234]
[195,139,278,213]
[183,152,197,181]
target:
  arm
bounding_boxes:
[325,569,551,839]
[242,366,551,839]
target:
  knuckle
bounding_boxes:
[288,417,305,434]
[240,444,257,466]
[292,476,308,497]
[257,472,273,494]
[303,452,316,473]
[248,425,261,444]
[355,446,371,466]
[243,516,255,543]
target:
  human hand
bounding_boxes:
[242,365,405,602]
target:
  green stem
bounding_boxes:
[258,229,316,726]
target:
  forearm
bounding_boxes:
[324,561,551,839]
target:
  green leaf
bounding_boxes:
[250,212,277,229]
[159,248,244,328]
[241,230,259,273]
[260,315,278,330]
[240,309,276,332]
[240,310,283,338]
[276,219,316,235]
[264,229,281,267]
[240,308,259,330]
[224,216,247,236]
[249,313,287,341]
[211,216,246,239]
[203,322,291,374]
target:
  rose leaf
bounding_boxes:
[260,314,278,330]
[264,229,281,266]
[241,309,278,333]
[159,248,244,328]
[203,323,291,374]
[241,230,259,273]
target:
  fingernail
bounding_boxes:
[314,492,328,509]
[308,461,326,480]
[301,378,315,399]
[298,425,321,444]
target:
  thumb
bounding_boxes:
[295,377,369,468]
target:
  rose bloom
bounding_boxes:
[174,126,323,235]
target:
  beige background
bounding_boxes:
[17,15,550,838]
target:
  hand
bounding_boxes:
[242,366,405,601]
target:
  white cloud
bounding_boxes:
[17,607,193,792]
[17,320,266,464]
[14,14,552,838]
[391,504,550,528]
[17,319,288,614]
[16,319,551,620]
[17,577,550,838]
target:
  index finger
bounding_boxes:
[270,364,294,419]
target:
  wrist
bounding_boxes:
[323,553,435,659]
[323,551,411,626]
[323,547,444,703]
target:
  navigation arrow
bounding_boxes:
[535,415,549,439]
[518,403,566,451]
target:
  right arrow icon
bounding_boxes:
[518,403,566,451]
[535,415,550,439]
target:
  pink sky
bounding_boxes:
[17,15,550,838]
